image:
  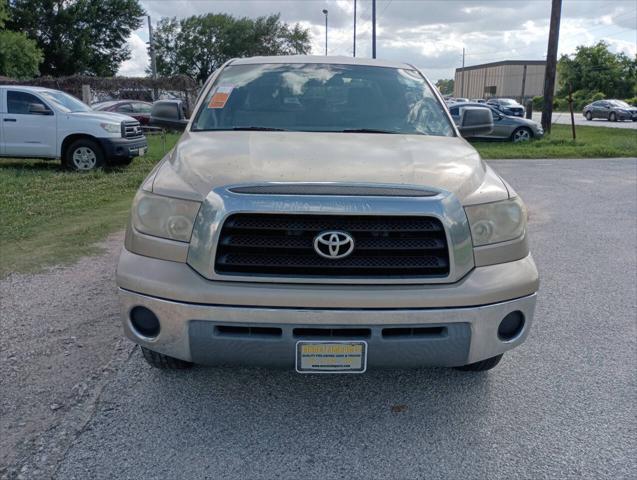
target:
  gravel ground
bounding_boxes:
[0,234,132,480]
[2,159,636,479]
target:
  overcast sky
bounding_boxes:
[119,0,637,82]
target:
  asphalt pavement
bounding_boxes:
[532,111,637,129]
[2,159,636,479]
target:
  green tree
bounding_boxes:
[153,13,311,82]
[7,0,145,76]
[0,1,42,78]
[557,41,637,98]
[435,78,454,95]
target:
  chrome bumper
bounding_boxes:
[119,289,537,368]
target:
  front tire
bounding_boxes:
[585,111,592,121]
[141,347,193,369]
[511,127,532,143]
[454,354,503,372]
[64,139,104,171]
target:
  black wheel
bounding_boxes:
[63,138,104,171]
[141,346,193,369]
[585,111,592,121]
[609,112,617,122]
[511,127,532,143]
[454,354,503,372]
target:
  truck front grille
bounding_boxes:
[122,121,143,138]
[214,214,450,278]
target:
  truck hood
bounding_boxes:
[69,111,137,123]
[152,131,508,205]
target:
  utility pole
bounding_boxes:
[541,0,562,133]
[147,15,158,101]
[322,9,328,56]
[353,0,357,57]
[460,48,465,97]
[372,0,376,58]
[147,16,157,80]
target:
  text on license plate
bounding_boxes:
[296,341,367,374]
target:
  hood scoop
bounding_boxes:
[228,183,439,197]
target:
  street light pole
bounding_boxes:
[322,9,328,56]
[372,0,376,58]
[353,0,356,57]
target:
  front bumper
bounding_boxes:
[98,136,148,161]
[117,249,539,368]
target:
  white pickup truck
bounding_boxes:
[0,86,147,171]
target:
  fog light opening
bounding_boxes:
[498,311,525,341]
[130,306,160,338]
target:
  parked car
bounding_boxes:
[582,100,637,122]
[0,86,147,171]
[449,102,543,142]
[487,98,525,117]
[92,100,153,125]
[116,55,538,373]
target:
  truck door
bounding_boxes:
[3,90,57,157]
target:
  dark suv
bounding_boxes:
[487,98,525,117]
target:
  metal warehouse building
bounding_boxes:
[454,60,548,102]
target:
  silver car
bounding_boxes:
[449,102,543,142]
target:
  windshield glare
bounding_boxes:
[40,91,92,113]
[610,100,629,108]
[193,63,455,136]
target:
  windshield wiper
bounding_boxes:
[339,128,402,134]
[224,126,288,131]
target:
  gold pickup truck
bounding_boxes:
[116,56,539,373]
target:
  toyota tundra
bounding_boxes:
[116,56,539,373]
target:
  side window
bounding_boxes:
[449,107,459,116]
[7,91,50,115]
[115,103,133,113]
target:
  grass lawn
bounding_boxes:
[473,124,637,159]
[0,133,180,277]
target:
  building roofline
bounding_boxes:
[456,60,546,73]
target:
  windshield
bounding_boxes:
[193,63,454,136]
[40,91,92,113]
[610,100,630,108]
[498,99,517,105]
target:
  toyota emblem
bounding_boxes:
[313,231,355,259]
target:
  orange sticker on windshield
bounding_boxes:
[208,86,233,108]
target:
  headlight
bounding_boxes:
[131,190,201,242]
[465,197,526,246]
[100,122,121,134]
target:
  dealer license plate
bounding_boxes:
[137,147,146,157]
[295,341,367,374]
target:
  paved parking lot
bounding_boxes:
[2,159,636,479]
[532,111,637,129]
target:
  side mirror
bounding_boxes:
[149,101,189,131]
[458,107,494,137]
[29,103,53,115]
